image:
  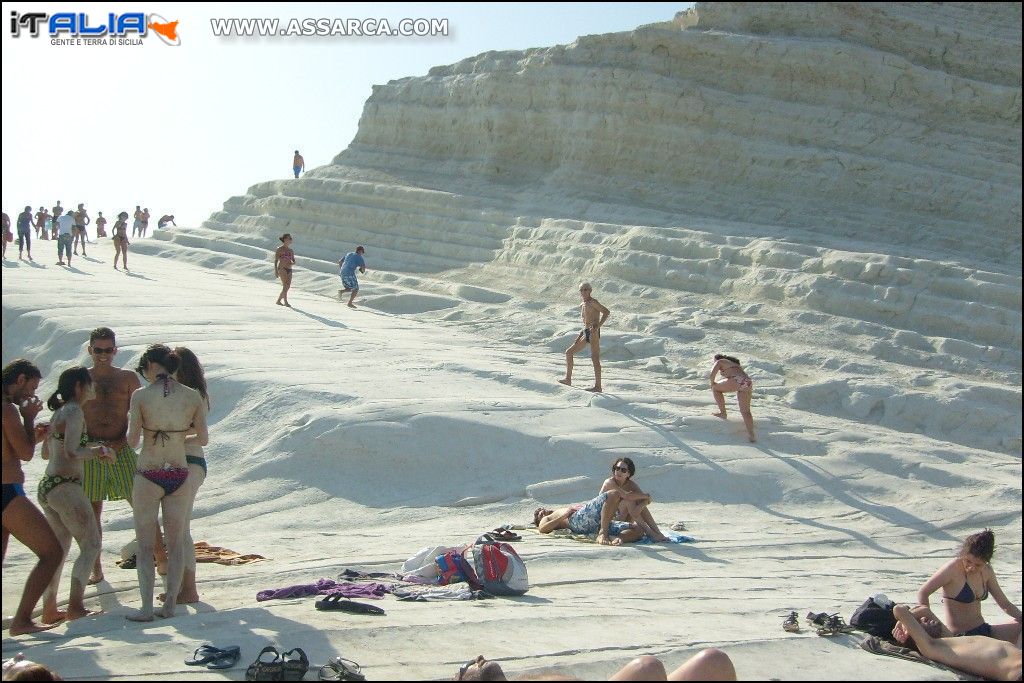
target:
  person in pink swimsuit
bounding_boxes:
[709,354,756,442]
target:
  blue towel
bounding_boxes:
[640,532,695,544]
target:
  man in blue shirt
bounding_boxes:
[338,245,366,308]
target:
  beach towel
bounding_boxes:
[392,585,487,601]
[543,529,696,544]
[194,541,267,565]
[859,636,973,679]
[256,578,389,602]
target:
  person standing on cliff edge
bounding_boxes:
[292,150,305,178]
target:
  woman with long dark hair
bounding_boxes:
[125,345,207,621]
[39,367,115,623]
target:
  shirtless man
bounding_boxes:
[34,207,48,240]
[81,328,141,583]
[600,457,669,542]
[2,359,63,635]
[892,604,1021,681]
[292,150,305,178]
[51,201,63,241]
[559,282,610,392]
[139,208,151,238]
[95,212,107,238]
[73,203,90,255]
[157,214,176,229]
[534,490,644,546]
[132,205,143,238]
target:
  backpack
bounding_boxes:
[434,548,473,586]
[850,596,898,639]
[462,541,529,596]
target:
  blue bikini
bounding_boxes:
[947,579,993,638]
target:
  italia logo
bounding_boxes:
[9,11,181,45]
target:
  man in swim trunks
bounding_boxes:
[892,604,1021,681]
[73,203,89,255]
[157,214,176,229]
[293,150,305,178]
[139,208,151,238]
[338,245,366,308]
[534,490,644,546]
[559,282,610,392]
[82,327,142,583]
[132,206,143,238]
[94,212,107,238]
[2,359,63,635]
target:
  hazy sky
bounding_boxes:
[2,2,691,228]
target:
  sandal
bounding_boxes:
[246,646,283,681]
[816,614,854,636]
[488,527,522,542]
[782,611,800,633]
[319,656,366,681]
[281,648,310,681]
[806,611,830,627]
[315,594,386,615]
[185,644,240,666]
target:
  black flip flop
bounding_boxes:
[314,594,385,615]
[281,648,309,681]
[185,644,240,666]
[207,647,241,670]
[319,656,365,681]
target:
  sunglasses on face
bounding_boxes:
[91,347,115,355]
[613,465,630,473]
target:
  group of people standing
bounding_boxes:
[2,204,176,269]
[2,328,211,635]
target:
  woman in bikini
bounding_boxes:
[112,211,130,271]
[38,367,115,624]
[709,354,756,442]
[126,344,208,621]
[599,457,669,542]
[171,346,210,604]
[917,529,1022,643]
[274,233,295,307]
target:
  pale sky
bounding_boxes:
[2,2,691,228]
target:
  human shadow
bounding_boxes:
[754,444,960,545]
[26,259,47,269]
[1,604,339,679]
[80,255,103,263]
[290,307,349,330]
[64,265,93,276]
[124,270,152,280]
[606,404,913,557]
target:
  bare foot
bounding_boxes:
[177,592,200,604]
[157,559,167,577]
[125,610,154,623]
[8,620,61,636]
[347,302,357,308]
[596,532,611,546]
[276,301,284,306]
[88,572,105,585]
[748,435,757,443]
[67,608,103,621]
[284,302,291,308]
[41,609,68,625]
[712,412,727,419]
[156,605,176,619]
[558,379,572,386]
[585,386,602,393]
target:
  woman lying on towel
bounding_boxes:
[534,490,644,546]
[892,604,1021,681]
[917,529,1022,643]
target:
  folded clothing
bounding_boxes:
[257,579,389,602]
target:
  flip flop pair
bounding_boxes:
[319,656,365,681]
[185,644,241,670]
[314,594,386,615]
[478,527,522,543]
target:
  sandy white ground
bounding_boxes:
[1,242,1019,680]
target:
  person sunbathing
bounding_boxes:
[454,649,736,680]
[917,529,1022,642]
[599,457,668,542]
[892,604,1022,681]
[534,490,643,546]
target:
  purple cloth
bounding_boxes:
[256,578,389,602]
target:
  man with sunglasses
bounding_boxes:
[82,327,141,584]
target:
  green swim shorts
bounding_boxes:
[82,444,138,502]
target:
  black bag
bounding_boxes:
[850,597,897,639]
